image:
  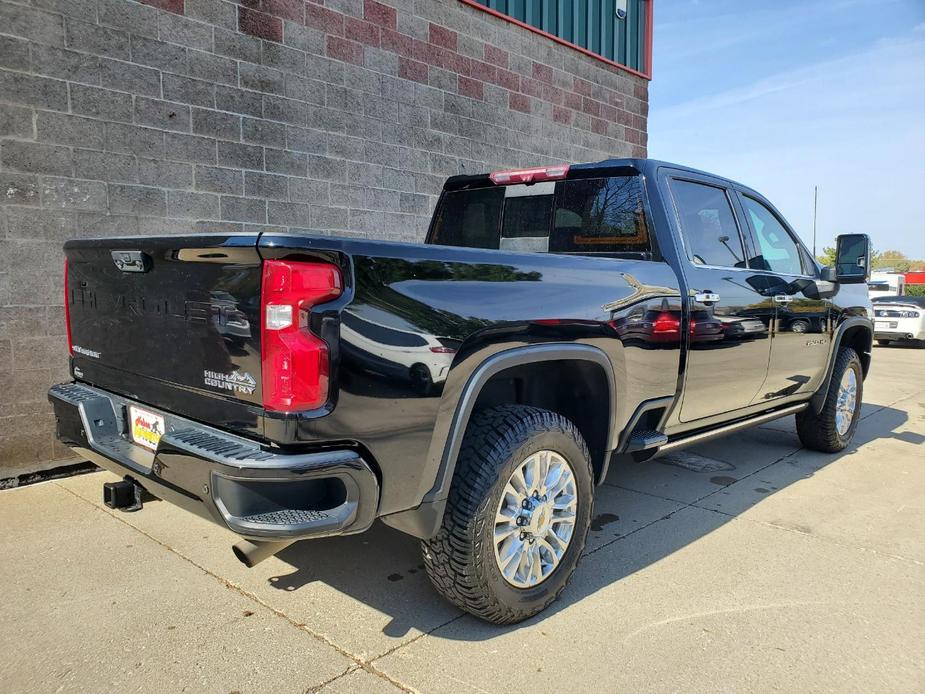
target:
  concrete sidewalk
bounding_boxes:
[1,347,923,693]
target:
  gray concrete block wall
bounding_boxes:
[0,0,648,477]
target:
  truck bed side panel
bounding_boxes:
[260,235,683,515]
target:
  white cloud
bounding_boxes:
[649,36,925,257]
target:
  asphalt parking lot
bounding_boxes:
[1,345,923,693]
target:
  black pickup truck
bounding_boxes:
[50,159,873,624]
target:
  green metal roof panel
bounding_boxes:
[471,0,649,74]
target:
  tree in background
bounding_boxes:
[873,250,925,273]
[816,246,838,267]
[816,246,925,272]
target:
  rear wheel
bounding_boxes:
[796,347,863,452]
[422,405,593,625]
[876,339,891,346]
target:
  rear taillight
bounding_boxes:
[261,260,342,412]
[652,312,681,334]
[64,259,73,356]
[489,164,570,185]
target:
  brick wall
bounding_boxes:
[0,0,648,477]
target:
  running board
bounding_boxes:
[656,403,808,455]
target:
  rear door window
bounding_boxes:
[670,179,747,268]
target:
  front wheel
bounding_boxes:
[422,405,593,625]
[796,347,863,452]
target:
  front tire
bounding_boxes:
[422,405,593,625]
[796,346,863,452]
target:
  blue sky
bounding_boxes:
[647,0,925,258]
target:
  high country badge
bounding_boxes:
[203,369,256,395]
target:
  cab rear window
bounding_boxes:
[430,175,652,257]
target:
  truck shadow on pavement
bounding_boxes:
[267,404,909,640]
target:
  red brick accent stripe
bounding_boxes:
[399,58,428,84]
[140,0,184,14]
[238,6,282,42]
[227,0,646,137]
[458,76,483,100]
[326,36,364,65]
[429,24,457,51]
[364,0,396,30]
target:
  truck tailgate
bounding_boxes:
[65,235,265,416]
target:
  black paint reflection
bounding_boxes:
[679,268,775,421]
[339,305,456,397]
[610,299,724,349]
[209,290,253,345]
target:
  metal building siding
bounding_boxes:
[475,0,648,72]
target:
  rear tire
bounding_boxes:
[422,405,593,625]
[876,339,891,346]
[796,347,863,452]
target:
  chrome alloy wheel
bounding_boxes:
[835,367,858,436]
[493,450,578,589]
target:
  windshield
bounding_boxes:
[430,175,651,257]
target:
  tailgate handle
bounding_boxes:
[111,250,151,273]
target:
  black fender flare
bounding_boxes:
[810,316,873,414]
[380,343,617,539]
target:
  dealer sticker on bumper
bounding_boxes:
[129,406,165,452]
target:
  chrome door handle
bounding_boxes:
[773,295,794,304]
[694,292,720,303]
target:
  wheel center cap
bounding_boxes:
[524,499,552,536]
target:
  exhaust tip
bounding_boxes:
[231,542,254,568]
[232,539,295,568]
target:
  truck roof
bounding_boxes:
[446,158,761,196]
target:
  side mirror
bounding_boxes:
[831,233,871,284]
